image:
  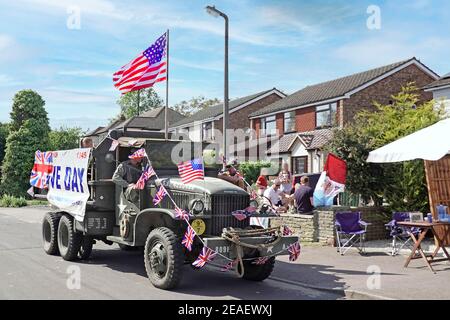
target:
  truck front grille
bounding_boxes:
[209,194,250,235]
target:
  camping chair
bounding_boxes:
[335,211,370,255]
[385,212,421,256]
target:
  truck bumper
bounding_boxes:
[203,235,299,259]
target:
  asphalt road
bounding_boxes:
[0,206,342,300]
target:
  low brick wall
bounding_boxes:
[270,206,390,245]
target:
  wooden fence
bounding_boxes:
[425,155,450,218]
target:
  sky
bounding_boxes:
[0,0,449,132]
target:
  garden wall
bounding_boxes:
[270,206,390,245]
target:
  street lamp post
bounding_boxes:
[206,5,229,168]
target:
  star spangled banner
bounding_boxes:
[30,150,53,189]
[178,158,204,184]
[113,32,167,94]
[192,247,217,268]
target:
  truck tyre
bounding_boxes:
[78,236,94,260]
[144,227,183,290]
[57,215,82,261]
[239,256,275,282]
[42,212,62,255]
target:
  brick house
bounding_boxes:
[169,88,285,146]
[249,58,439,175]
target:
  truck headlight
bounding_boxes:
[190,199,204,215]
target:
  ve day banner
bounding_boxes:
[47,148,91,222]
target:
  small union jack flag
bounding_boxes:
[129,148,147,160]
[250,190,258,200]
[182,225,196,251]
[221,259,238,272]
[288,242,301,262]
[30,150,53,189]
[252,256,269,265]
[175,207,191,220]
[153,185,167,205]
[133,165,156,190]
[231,209,248,221]
[283,225,293,236]
[109,139,119,151]
[192,247,217,268]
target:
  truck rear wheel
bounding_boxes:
[42,212,62,255]
[78,236,94,260]
[239,256,275,282]
[144,227,183,290]
[57,215,82,261]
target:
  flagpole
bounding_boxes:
[164,29,170,140]
[136,89,141,116]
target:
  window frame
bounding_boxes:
[315,102,337,128]
[284,111,296,133]
[201,121,213,141]
[261,115,277,136]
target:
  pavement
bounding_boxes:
[2,206,450,300]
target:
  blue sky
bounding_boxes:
[0,0,449,131]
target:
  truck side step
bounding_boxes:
[106,236,134,246]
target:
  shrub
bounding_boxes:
[239,161,272,185]
[0,195,27,207]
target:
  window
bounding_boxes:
[292,156,308,175]
[284,111,296,133]
[202,122,213,141]
[316,103,337,128]
[261,115,276,136]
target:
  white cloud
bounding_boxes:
[41,87,114,104]
[171,58,222,72]
[0,74,23,87]
[58,70,111,78]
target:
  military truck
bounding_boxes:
[41,129,299,289]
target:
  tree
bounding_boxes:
[327,83,446,212]
[115,88,163,120]
[0,122,9,167]
[49,127,83,151]
[1,90,50,197]
[172,96,221,117]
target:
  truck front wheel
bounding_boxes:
[57,215,82,261]
[42,212,62,255]
[144,227,183,290]
[239,256,275,281]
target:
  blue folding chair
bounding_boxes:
[385,212,421,256]
[335,211,370,255]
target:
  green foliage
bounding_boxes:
[115,88,163,120]
[0,194,27,207]
[0,122,9,168]
[239,161,272,185]
[49,127,83,150]
[327,83,446,212]
[1,90,50,197]
[172,96,221,117]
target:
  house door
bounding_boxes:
[292,156,308,175]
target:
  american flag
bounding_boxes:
[178,158,204,184]
[175,207,191,220]
[252,256,269,265]
[129,148,147,160]
[192,247,217,268]
[221,259,237,272]
[283,225,293,236]
[288,242,301,262]
[30,151,53,189]
[153,185,167,206]
[113,32,167,94]
[181,225,196,251]
[133,165,156,190]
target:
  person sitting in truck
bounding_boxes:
[218,158,246,190]
[112,149,144,203]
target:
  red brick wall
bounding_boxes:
[276,113,284,134]
[295,106,316,132]
[343,64,436,123]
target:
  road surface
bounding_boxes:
[0,206,342,300]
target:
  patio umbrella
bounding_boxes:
[367,118,450,163]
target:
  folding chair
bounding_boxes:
[385,212,421,256]
[335,211,369,255]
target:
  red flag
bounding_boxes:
[324,153,347,184]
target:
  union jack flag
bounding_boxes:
[252,256,269,265]
[231,209,248,221]
[30,150,53,189]
[288,242,301,262]
[153,185,167,205]
[221,259,237,272]
[129,148,147,160]
[175,207,191,220]
[250,190,258,200]
[181,225,196,251]
[192,247,217,268]
[109,139,119,151]
[133,165,156,190]
[283,225,293,236]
